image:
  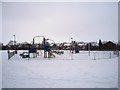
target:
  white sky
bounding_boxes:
[2,2,118,44]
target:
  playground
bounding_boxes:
[2,50,118,88]
[7,36,119,60]
[2,36,119,88]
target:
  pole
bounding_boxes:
[13,35,17,54]
[43,38,46,58]
[33,38,34,45]
[13,35,15,46]
[71,37,73,60]
[94,52,96,60]
[109,52,111,59]
[13,35,16,50]
[71,37,73,53]
[88,43,90,56]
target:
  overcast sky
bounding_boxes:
[2,2,118,44]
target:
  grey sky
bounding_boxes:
[2,2,118,44]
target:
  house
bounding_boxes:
[102,41,116,50]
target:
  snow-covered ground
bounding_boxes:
[119,56,120,89]
[2,50,118,88]
[0,51,2,89]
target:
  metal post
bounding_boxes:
[71,38,73,60]
[109,52,111,59]
[71,38,73,53]
[88,43,90,56]
[94,52,96,60]
[13,35,17,54]
[33,38,35,45]
[13,35,15,48]
[43,38,46,58]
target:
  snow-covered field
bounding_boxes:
[2,50,118,88]
[0,51,2,89]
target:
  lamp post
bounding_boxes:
[13,35,16,50]
[13,35,15,46]
[13,35,17,54]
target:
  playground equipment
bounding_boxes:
[70,40,80,54]
[19,36,45,59]
[20,52,30,58]
[32,36,44,58]
[45,38,56,58]
[19,36,57,59]
[7,50,17,59]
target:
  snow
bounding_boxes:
[0,51,2,89]
[119,56,120,89]
[2,50,118,88]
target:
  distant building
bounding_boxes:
[102,41,116,50]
